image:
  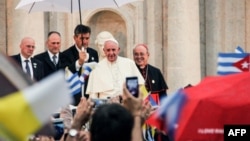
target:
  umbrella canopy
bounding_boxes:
[173,72,250,141]
[15,0,143,24]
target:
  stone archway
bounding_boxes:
[88,10,127,57]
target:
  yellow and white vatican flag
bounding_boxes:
[0,71,72,141]
[140,85,149,99]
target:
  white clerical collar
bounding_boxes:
[106,57,119,66]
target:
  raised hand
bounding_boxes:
[71,97,93,130]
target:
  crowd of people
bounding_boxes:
[9,24,169,141]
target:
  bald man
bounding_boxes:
[133,44,169,141]
[133,43,168,101]
[34,31,71,78]
[10,37,44,81]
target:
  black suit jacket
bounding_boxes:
[62,45,99,105]
[62,45,99,73]
[10,54,44,81]
[34,51,71,78]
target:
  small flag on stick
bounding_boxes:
[80,62,97,84]
[65,67,82,96]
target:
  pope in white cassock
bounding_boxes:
[86,39,144,99]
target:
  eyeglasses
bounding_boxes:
[134,52,147,57]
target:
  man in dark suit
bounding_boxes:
[10,37,44,81]
[34,31,71,78]
[62,24,99,105]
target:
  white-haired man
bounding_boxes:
[95,31,115,61]
[86,39,144,99]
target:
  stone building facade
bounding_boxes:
[1,0,250,93]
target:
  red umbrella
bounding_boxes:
[174,72,250,141]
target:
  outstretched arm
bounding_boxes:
[122,84,143,141]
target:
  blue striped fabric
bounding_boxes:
[158,89,187,139]
[80,65,92,84]
[66,71,82,96]
[80,62,97,84]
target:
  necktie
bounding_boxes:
[25,60,31,76]
[52,55,57,66]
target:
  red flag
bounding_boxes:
[144,93,167,133]
[145,110,167,134]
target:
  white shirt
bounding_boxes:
[86,56,144,99]
[47,51,58,64]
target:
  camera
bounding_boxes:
[92,98,108,108]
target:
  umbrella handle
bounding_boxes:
[78,0,82,24]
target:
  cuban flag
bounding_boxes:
[65,67,82,96]
[159,89,186,136]
[144,88,187,140]
[217,53,250,75]
[80,62,97,84]
[235,46,245,54]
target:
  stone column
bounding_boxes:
[205,0,245,75]
[146,0,163,69]
[0,0,7,54]
[47,12,73,51]
[7,0,46,55]
[247,0,250,52]
[167,0,201,93]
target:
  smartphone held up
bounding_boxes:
[126,76,139,97]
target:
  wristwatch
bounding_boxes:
[69,129,78,137]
